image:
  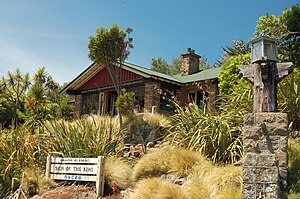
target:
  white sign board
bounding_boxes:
[46,156,105,197]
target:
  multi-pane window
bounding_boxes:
[82,93,99,115]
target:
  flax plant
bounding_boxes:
[44,115,123,158]
[0,127,42,195]
[169,103,243,164]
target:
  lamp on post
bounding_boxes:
[249,36,278,63]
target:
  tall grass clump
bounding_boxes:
[288,139,300,193]
[169,103,243,164]
[0,127,43,195]
[44,115,122,157]
[183,164,242,199]
[131,178,186,199]
[105,157,132,190]
[132,146,207,180]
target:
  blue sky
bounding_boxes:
[0,0,298,85]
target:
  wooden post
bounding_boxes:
[239,62,292,112]
[96,156,105,198]
[45,155,51,178]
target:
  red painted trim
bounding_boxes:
[79,68,142,91]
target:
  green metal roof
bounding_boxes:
[124,62,221,84]
[173,67,221,83]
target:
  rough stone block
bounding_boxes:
[256,154,277,167]
[243,153,257,166]
[255,167,278,183]
[244,113,255,126]
[243,167,256,183]
[243,139,258,153]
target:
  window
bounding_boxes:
[188,90,208,109]
[82,93,99,115]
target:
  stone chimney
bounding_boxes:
[181,48,201,76]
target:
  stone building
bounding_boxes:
[61,49,221,118]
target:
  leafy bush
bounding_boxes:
[169,103,243,164]
[115,89,135,117]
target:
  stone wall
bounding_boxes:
[74,94,83,119]
[177,81,218,111]
[243,113,288,199]
[144,82,161,113]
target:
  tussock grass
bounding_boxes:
[21,168,56,197]
[132,146,206,180]
[142,113,170,128]
[131,178,186,199]
[104,157,132,190]
[184,164,242,199]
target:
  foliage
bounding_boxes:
[131,178,186,199]
[104,157,132,190]
[168,103,243,164]
[222,40,250,57]
[151,55,213,75]
[151,57,170,74]
[0,127,43,195]
[255,4,300,68]
[0,93,13,128]
[218,54,251,95]
[278,68,300,130]
[142,113,170,128]
[0,69,30,128]
[132,146,207,180]
[44,115,122,158]
[288,139,300,193]
[20,168,56,197]
[88,24,133,96]
[115,89,135,117]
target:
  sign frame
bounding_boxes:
[45,156,105,197]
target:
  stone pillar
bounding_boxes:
[144,82,160,113]
[242,113,288,199]
[74,94,83,119]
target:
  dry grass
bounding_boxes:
[184,164,242,199]
[131,178,186,199]
[21,168,57,197]
[132,146,206,180]
[104,157,133,190]
[142,113,170,128]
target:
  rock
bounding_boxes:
[31,195,42,199]
[146,142,154,148]
[133,151,140,158]
[121,188,134,198]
